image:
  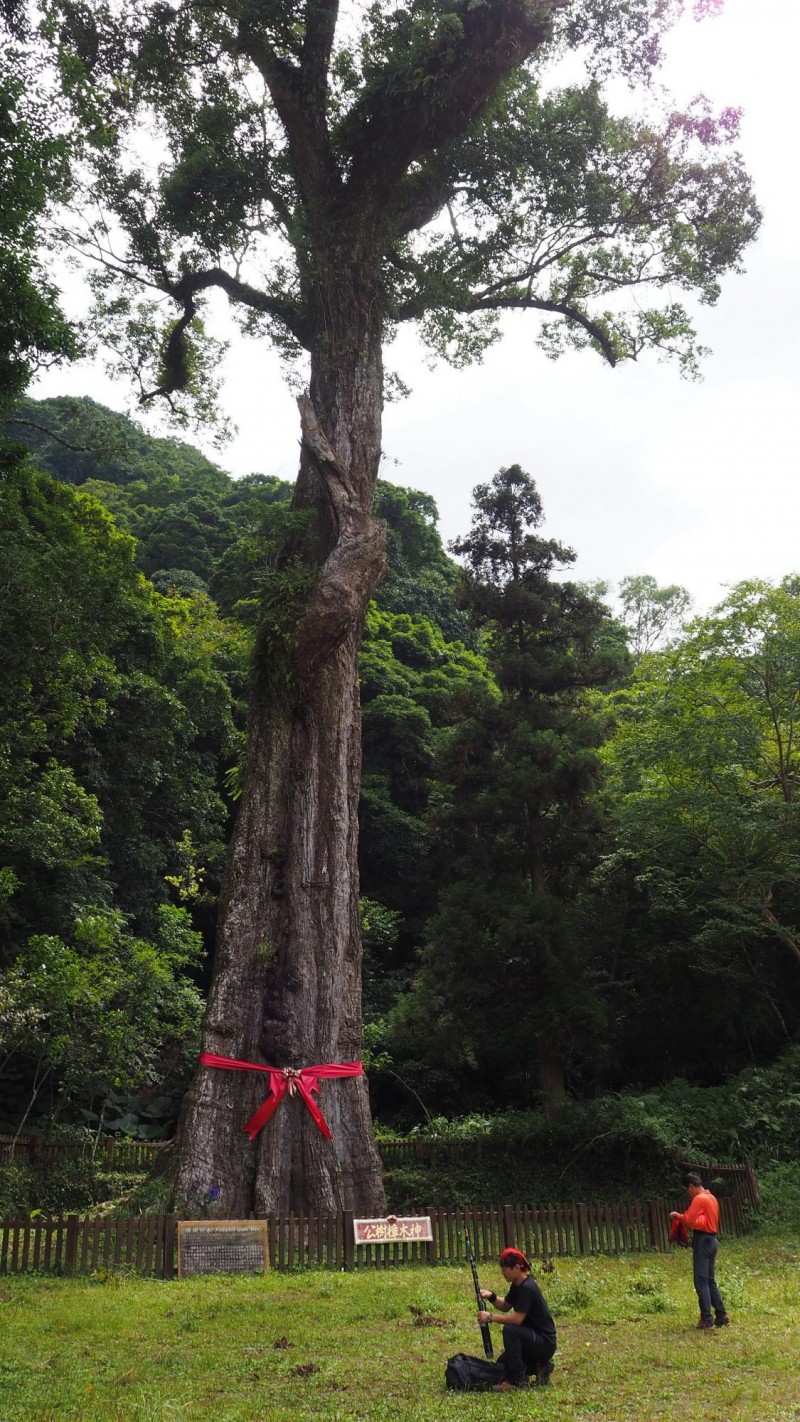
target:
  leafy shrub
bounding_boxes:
[34,1157,100,1213]
[0,1157,97,1215]
[635,1049,800,1164]
[549,1270,595,1314]
[758,1162,800,1232]
[0,1142,151,1217]
[382,1097,684,1209]
[625,1268,670,1313]
[94,1170,149,1204]
[381,1047,800,1209]
[0,1163,35,1217]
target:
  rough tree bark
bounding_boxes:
[170,268,389,1215]
[537,1040,567,1123]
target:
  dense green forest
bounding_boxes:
[6,0,797,1222]
[2,395,799,1201]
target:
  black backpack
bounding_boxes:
[445,1354,507,1391]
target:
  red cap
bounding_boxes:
[499,1247,530,1269]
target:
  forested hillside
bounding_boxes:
[3,396,799,1182]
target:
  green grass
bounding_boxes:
[1,1236,799,1421]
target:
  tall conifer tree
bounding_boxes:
[395,467,626,1116]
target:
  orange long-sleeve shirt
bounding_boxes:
[677,1189,719,1234]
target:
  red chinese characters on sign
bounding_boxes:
[353,1215,433,1244]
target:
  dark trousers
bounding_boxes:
[500,1325,555,1385]
[692,1232,725,1319]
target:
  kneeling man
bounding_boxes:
[478,1247,556,1391]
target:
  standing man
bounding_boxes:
[477,1247,557,1391]
[670,1172,731,1330]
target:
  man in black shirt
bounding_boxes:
[478,1247,557,1390]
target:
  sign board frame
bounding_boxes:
[177,1219,270,1278]
[352,1215,433,1244]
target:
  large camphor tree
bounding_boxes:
[26,0,759,1213]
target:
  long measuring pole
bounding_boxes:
[464,1226,494,1359]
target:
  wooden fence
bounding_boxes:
[0,1192,748,1278]
[0,1134,163,1171]
[0,1133,762,1211]
[378,1138,760,1202]
[679,1159,760,1211]
[0,1213,174,1278]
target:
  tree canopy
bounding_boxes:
[0,42,76,410]
[587,578,800,1083]
[0,443,244,1130]
[13,0,759,415]
[618,573,692,655]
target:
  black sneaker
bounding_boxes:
[534,1359,555,1386]
[714,1313,731,1327]
[696,1317,714,1330]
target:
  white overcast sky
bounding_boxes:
[32,0,799,613]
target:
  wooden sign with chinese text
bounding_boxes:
[353,1215,433,1244]
[177,1220,270,1277]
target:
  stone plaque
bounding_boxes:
[353,1215,433,1244]
[177,1220,270,1277]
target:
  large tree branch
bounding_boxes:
[295,391,362,538]
[4,419,93,452]
[235,22,337,210]
[300,0,339,99]
[763,906,800,968]
[344,0,564,211]
[389,162,454,238]
[171,267,310,347]
[140,289,199,404]
[140,266,309,405]
[464,293,618,364]
[396,288,618,365]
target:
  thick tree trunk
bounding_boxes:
[537,1039,567,1123]
[527,835,567,1120]
[169,265,389,1215]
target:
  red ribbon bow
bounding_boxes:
[199,1052,363,1141]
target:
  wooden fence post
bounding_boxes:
[648,1201,662,1252]
[65,1214,79,1275]
[163,1215,176,1279]
[426,1207,438,1265]
[344,1211,354,1271]
[10,1218,21,1273]
[577,1203,589,1255]
[502,1205,515,1252]
[744,1159,761,1210]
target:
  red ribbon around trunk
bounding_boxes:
[198,1052,363,1141]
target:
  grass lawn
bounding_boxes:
[1,1235,799,1421]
